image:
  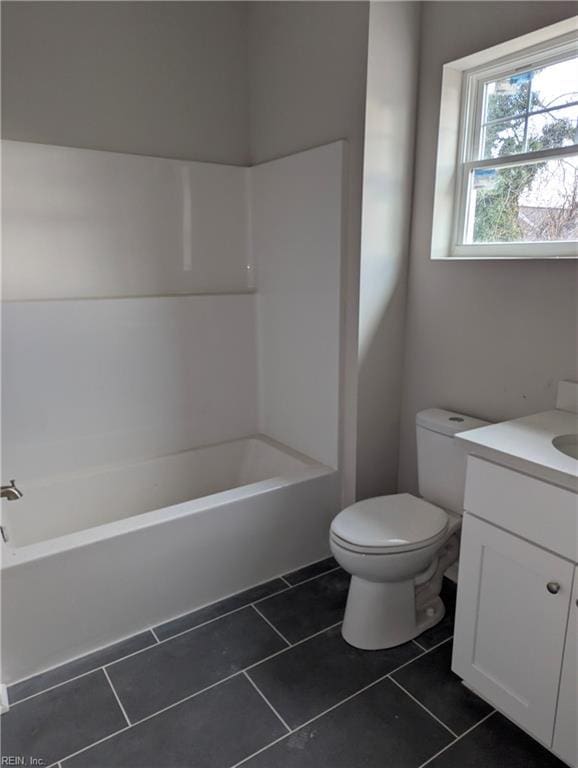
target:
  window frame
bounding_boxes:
[430,18,578,261]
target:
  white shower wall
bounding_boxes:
[252,142,344,470]
[1,296,259,480]
[2,140,344,484]
[2,140,252,300]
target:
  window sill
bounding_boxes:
[438,242,578,260]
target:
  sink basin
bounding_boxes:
[552,434,578,460]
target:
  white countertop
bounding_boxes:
[457,409,578,493]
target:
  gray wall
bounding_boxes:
[398,1,578,493]
[357,2,420,500]
[1,1,250,164]
[248,1,370,503]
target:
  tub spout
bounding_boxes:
[1,480,22,500]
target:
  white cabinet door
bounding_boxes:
[554,568,577,767]
[453,514,574,746]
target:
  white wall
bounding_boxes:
[1,1,250,165]
[398,1,578,493]
[248,1,369,502]
[2,295,259,481]
[356,2,420,500]
[251,142,345,470]
[2,141,251,300]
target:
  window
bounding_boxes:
[431,19,578,259]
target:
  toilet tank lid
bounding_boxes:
[416,408,490,437]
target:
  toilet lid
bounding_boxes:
[331,494,448,552]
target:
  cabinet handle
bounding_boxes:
[546,582,561,594]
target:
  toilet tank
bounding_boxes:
[416,409,490,513]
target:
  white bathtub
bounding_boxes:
[0,436,338,684]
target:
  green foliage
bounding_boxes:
[472,71,577,243]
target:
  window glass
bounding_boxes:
[466,157,578,243]
[479,56,578,160]
[462,53,578,246]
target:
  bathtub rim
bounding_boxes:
[1,434,334,569]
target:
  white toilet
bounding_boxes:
[330,408,489,650]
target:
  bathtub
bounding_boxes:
[0,435,338,685]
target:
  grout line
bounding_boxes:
[50,586,458,768]
[243,671,291,732]
[231,634,462,768]
[56,724,132,766]
[12,623,450,712]
[266,566,340,595]
[382,648,428,677]
[251,605,292,646]
[228,731,289,768]
[56,674,245,766]
[8,632,160,703]
[10,564,344,706]
[10,642,160,708]
[154,566,341,645]
[230,649,435,768]
[410,634,453,656]
[102,668,131,727]
[12,618,343,713]
[132,673,241,727]
[152,605,256,645]
[416,711,496,768]
[388,677,458,739]
[50,619,346,766]
[245,621,343,671]
[53,621,453,768]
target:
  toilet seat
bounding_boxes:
[330,493,449,555]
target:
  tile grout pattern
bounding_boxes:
[51,630,456,768]
[242,671,291,733]
[102,668,131,727]
[7,562,342,707]
[3,559,565,768]
[389,674,459,739]
[251,604,292,646]
[55,613,369,767]
[418,711,496,768]
[233,636,460,767]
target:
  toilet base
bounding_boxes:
[341,576,446,650]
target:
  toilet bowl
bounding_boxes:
[330,408,489,651]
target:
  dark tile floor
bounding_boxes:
[1,558,567,768]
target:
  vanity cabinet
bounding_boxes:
[453,456,577,766]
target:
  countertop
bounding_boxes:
[456,409,578,493]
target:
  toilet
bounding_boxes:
[330,408,489,650]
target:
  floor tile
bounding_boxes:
[154,578,287,641]
[255,569,350,644]
[283,557,338,586]
[427,711,567,767]
[1,671,126,767]
[242,676,453,768]
[64,675,286,768]
[8,631,157,704]
[107,606,287,722]
[249,624,420,728]
[417,578,457,650]
[392,640,492,735]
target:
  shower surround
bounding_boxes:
[1,140,346,685]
